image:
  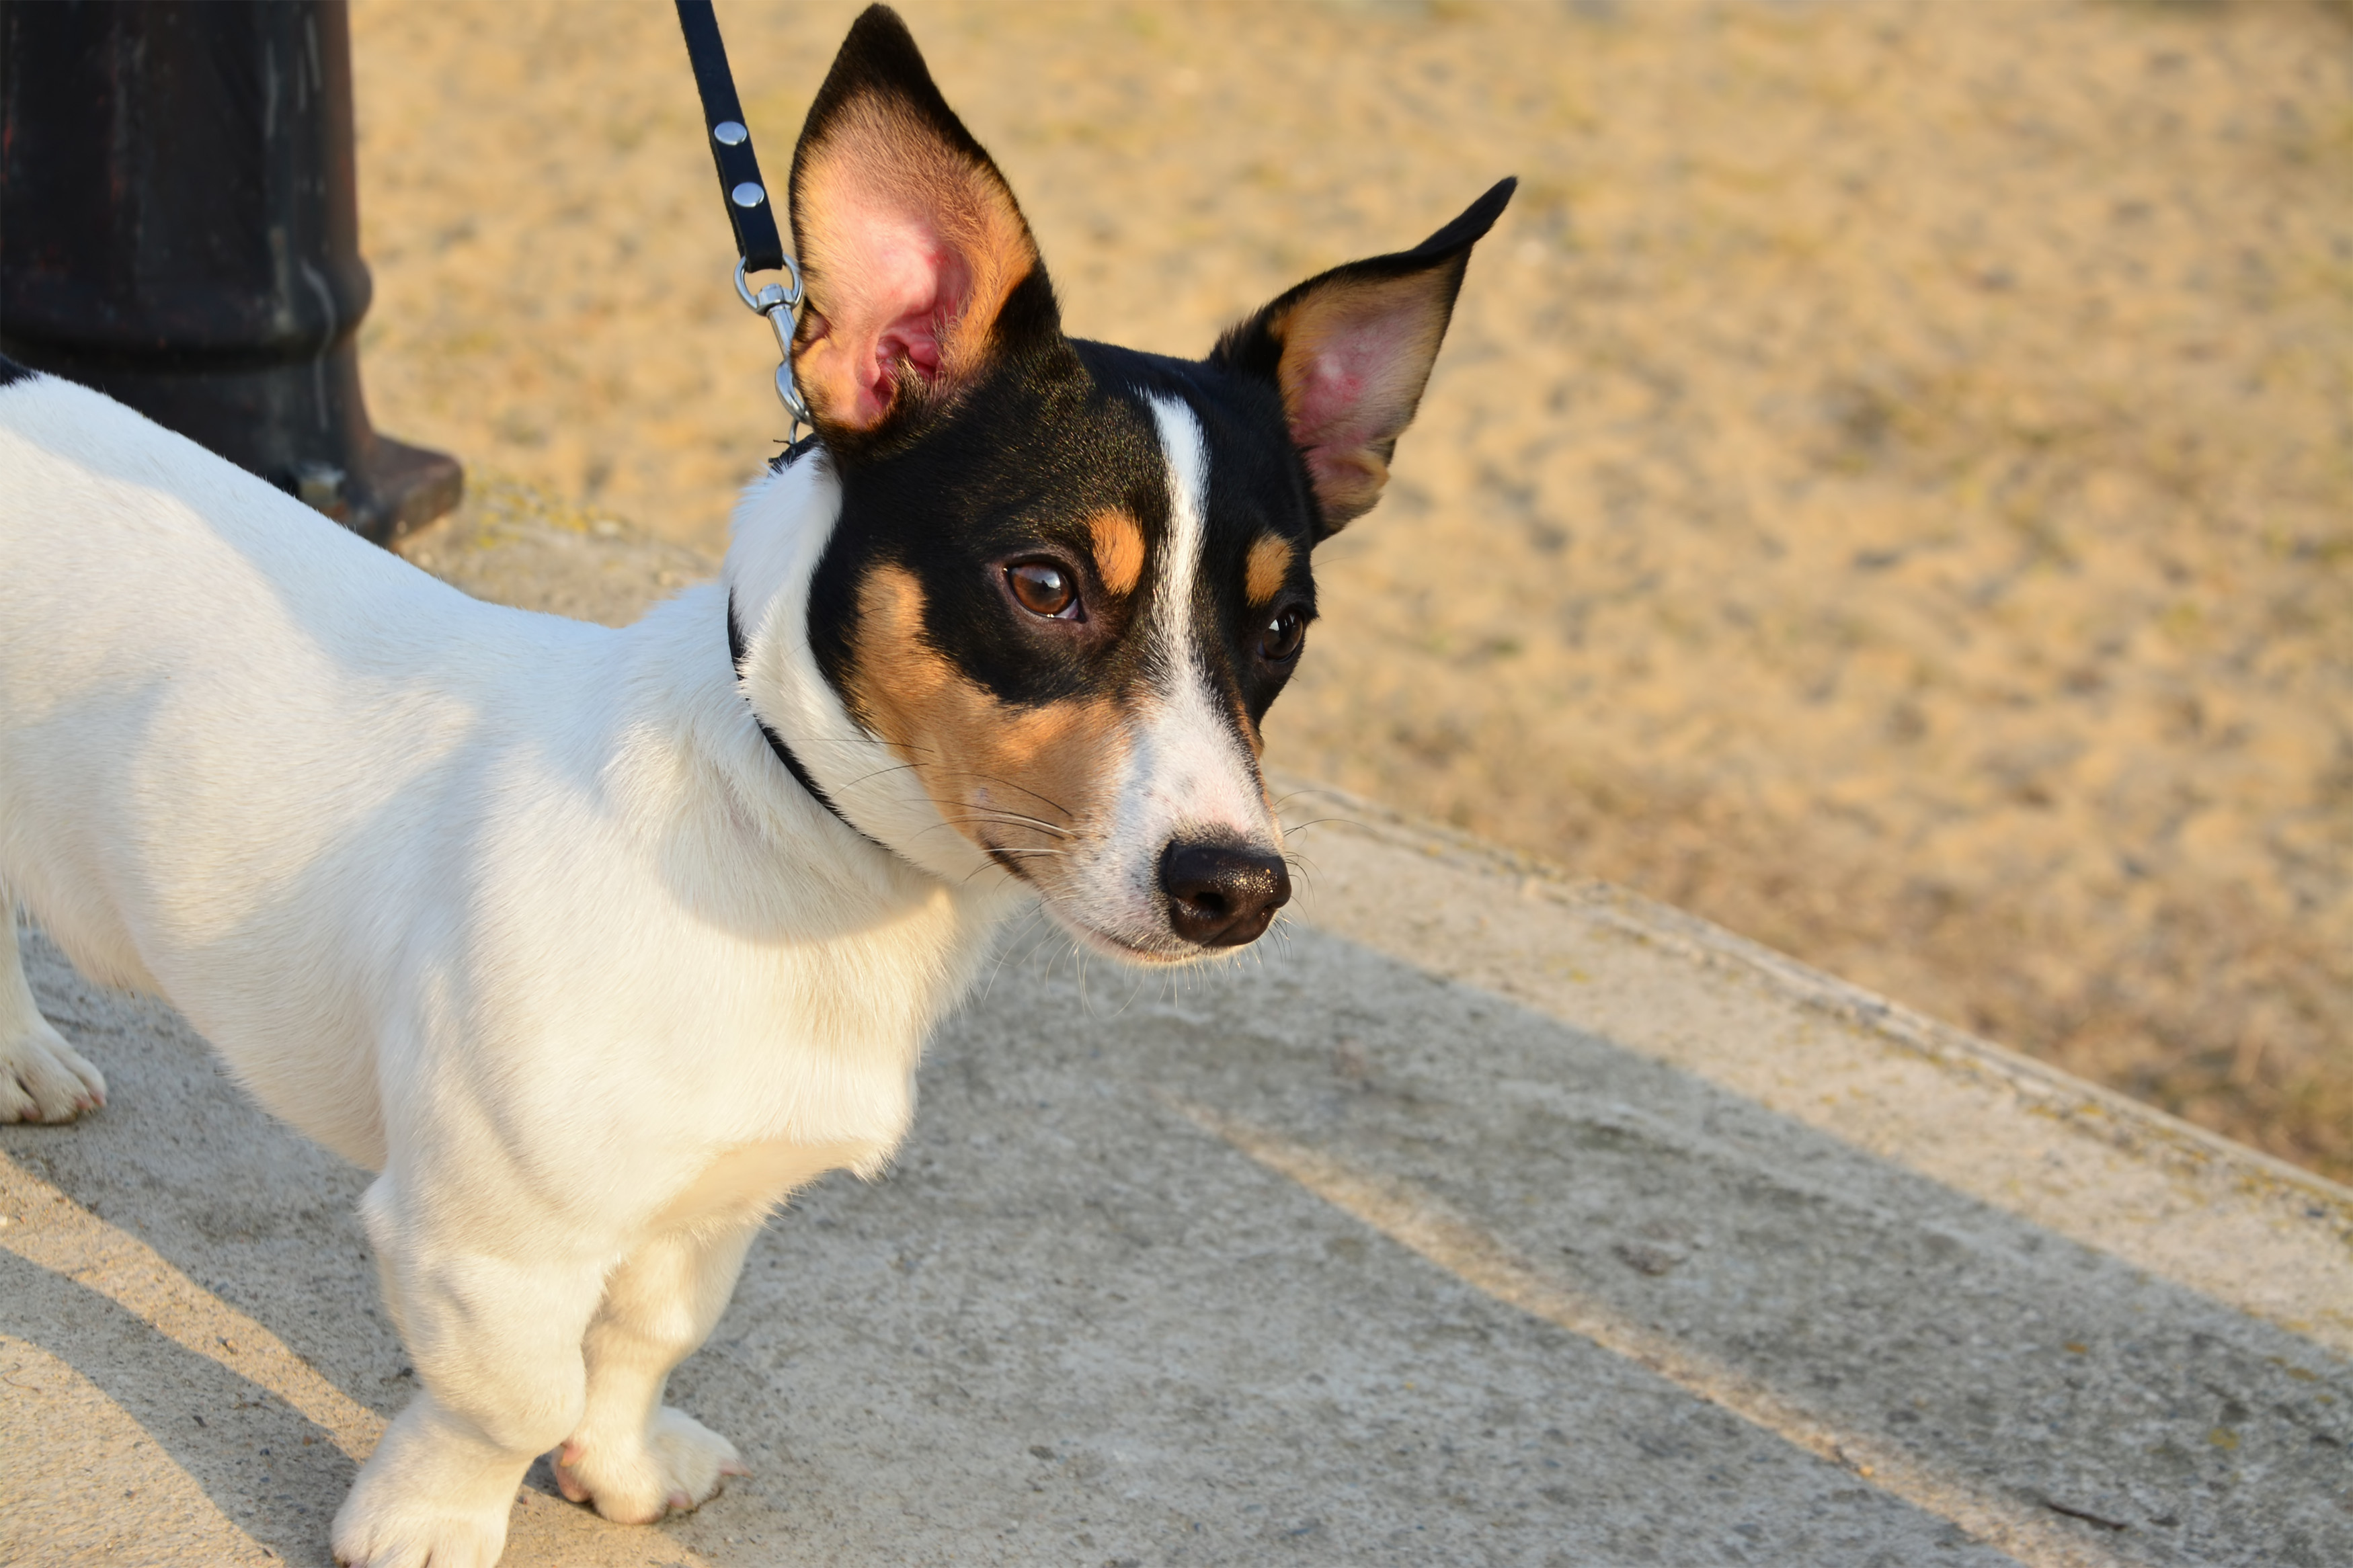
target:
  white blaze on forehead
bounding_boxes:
[1150,393,1209,662]
[1117,395,1276,856]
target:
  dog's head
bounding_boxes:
[728,5,1510,963]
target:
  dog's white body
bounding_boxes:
[1,378,1001,1171]
[0,376,1016,1552]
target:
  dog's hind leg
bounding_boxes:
[0,884,106,1123]
[551,1221,760,1524]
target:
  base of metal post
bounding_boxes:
[0,0,463,546]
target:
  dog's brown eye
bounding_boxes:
[1006,560,1076,618]
[1006,560,1080,620]
[1259,608,1306,663]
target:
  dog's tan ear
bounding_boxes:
[1213,179,1515,538]
[787,5,1051,435]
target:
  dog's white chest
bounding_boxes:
[657,1138,877,1230]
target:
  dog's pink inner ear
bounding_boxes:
[801,194,967,424]
[1272,273,1455,532]
[792,101,1037,432]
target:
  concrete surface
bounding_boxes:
[3,520,2350,1567]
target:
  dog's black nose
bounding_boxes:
[1159,840,1291,948]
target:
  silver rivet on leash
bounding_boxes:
[730,181,766,208]
[711,120,748,147]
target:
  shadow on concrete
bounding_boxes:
[0,1249,356,1562]
[5,917,2349,1567]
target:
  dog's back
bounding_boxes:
[0,363,613,1153]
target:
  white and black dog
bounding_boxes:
[0,8,1508,1564]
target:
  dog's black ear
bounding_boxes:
[787,5,1054,436]
[1213,178,1514,538]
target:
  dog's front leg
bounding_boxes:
[0,889,106,1122]
[553,1221,760,1523]
[332,1174,611,1568]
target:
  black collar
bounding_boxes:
[725,590,889,852]
[768,433,821,474]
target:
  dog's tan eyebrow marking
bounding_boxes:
[1088,509,1146,597]
[1244,534,1294,604]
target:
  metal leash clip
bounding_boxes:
[733,255,810,436]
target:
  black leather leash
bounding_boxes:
[674,0,783,272]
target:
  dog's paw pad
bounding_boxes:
[0,1017,105,1124]
[555,1407,742,1524]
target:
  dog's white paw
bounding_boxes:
[331,1399,525,1568]
[552,1406,746,1525]
[0,1016,105,1123]
[331,1475,512,1568]
[330,1494,508,1568]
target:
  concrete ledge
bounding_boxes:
[4,507,2347,1565]
[1273,778,2353,1358]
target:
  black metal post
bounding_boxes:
[0,0,460,543]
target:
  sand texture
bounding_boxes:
[352,0,2353,1178]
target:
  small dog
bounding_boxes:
[0,7,1507,1565]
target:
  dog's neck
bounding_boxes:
[723,586,879,850]
[718,452,1015,895]
[595,579,1019,984]
[706,446,1021,907]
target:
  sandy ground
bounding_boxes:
[351,0,2353,1178]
